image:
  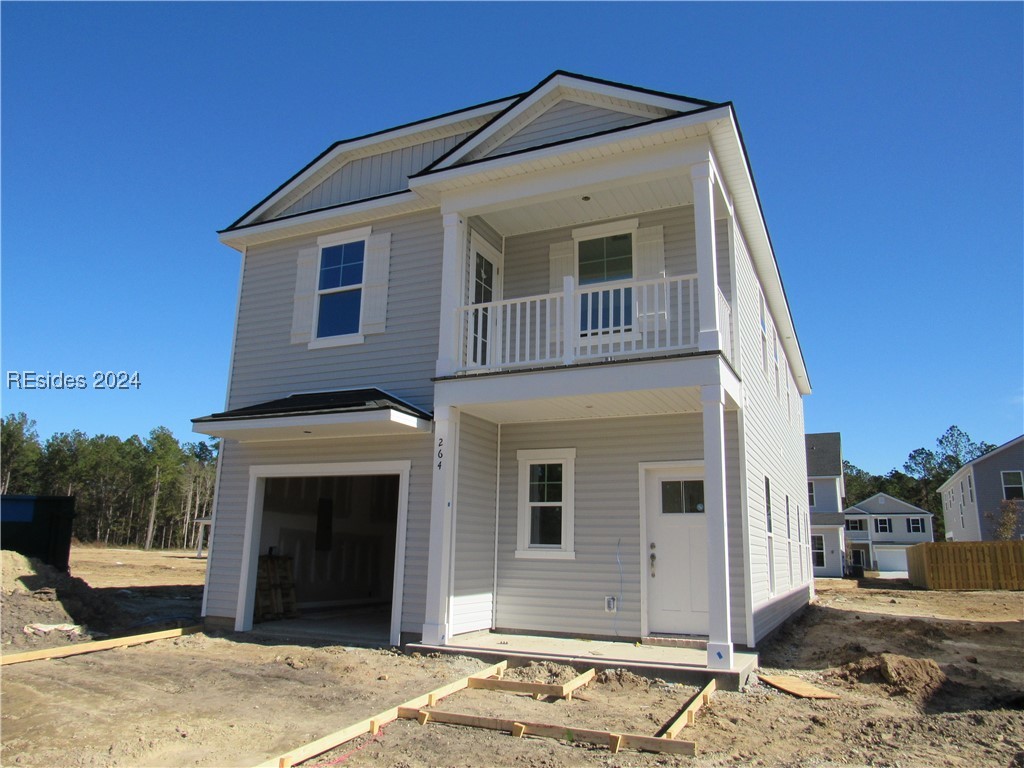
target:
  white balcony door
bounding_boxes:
[468,235,502,366]
[644,466,709,635]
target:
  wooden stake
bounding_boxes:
[663,678,716,739]
[512,722,526,738]
[0,626,202,666]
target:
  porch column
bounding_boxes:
[422,406,459,645]
[692,162,721,352]
[702,384,734,669]
[436,212,468,377]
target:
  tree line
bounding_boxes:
[842,425,1000,540]
[1,412,217,551]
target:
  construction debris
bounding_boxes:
[758,674,840,699]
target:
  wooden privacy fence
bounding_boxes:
[906,541,1024,590]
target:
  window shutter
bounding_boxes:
[548,241,574,291]
[361,231,391,334]
[291,246,318,344]
[634,225,665,278]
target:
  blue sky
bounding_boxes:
[2,2,1021,474]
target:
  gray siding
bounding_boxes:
[810,526,844,578]
[975,442,1024,540]
[204,434,433,635]
[500,206,729,303]
[484,100,649,159]
[491,414,745,642]
[451,414,499,634]
[732,224,812,644]
[278,132,473,217]
[809,477,842,513]
[228,208,442,413]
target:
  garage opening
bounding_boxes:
[251,473,401,645]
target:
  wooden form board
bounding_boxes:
[467,668,596,700]
[758,675,839,700]
[398,707,696,756]
[256,661,508,768]
[0,626,202,666]
[662,678,716,738]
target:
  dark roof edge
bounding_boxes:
[224,92,521,231]
[419,70,723,176]
[219,189,413,235]
[411,102,729,180]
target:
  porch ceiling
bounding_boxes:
[459,386,705,424]
[478,175,694,237]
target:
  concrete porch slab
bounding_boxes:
[408,630,757,691]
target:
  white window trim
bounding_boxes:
[1001,470,1024,500]
[807,481,816,509]
[310,226,373,348]
[811,534,825,568]
[571,220,641,341]
[874,517,892,534]
[907,517,925,533]
[515,448,576,560]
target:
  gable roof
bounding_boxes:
[936,434,1024,493]
[806,432,843,477]
[845,493,932,517]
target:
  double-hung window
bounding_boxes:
[811,535,825,568]
[516,449,575,559]
[575,222,635,336]
[1002,471,1024,501]
[906,517,925,534]
[316,233,366,340]
[874,517,892,534]
[807,481,816,509]
[845,518,865,531]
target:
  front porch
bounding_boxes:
[409,629,758,690]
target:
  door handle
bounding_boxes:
[649,551,657,578]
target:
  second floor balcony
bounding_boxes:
[454,273,733,374]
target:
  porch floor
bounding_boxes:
[408,630,758,690]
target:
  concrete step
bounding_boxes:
[641,635,708,650]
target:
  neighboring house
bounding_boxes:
[193,71,814,671]
[806,433,845,578]
[842,493,933,573]
[938,435,1024,541]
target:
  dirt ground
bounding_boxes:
[1,548,1022,768]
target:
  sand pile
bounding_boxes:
[830,652,948,700]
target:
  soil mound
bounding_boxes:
[1,550,130,651]
[504,660,578,685]
[831,652,947,699]
[596,668,652,691]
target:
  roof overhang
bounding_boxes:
[193,409,432,442]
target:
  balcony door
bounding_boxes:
[577,231,634,336]
[469,234,502,366]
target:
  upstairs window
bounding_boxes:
[807,481,816,508]
[874,517,892,534]
[316,238,365,338]
[906,517,925,533]
[845,518,866,531]
[1002,471,1024,501]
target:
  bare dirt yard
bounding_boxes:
[2,548,1022,768]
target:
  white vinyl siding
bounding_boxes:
[229,209,442,414]
[203,434,433,634]
[450,414,499,635]
[276,132,474,218]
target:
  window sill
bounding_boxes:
[308,334,365,350]
[515,549,576,561]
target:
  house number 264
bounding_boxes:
[436,437,444,470]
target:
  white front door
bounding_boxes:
[644,466,709,635]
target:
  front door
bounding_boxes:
[469,235,502,366]
[644,466,709,635]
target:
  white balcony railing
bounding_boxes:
[456,274,718,373]
[717,286,734,363]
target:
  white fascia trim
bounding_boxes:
[413,107,730,190]
[194,409,431,439]
[218,191,425,247]
[235,101,515,228]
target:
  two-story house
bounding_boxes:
[806,432,846,578]
[842,493,933,574]
[193,72,813,672]
[938,435,1024,541]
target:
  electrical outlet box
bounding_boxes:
[604,596,616,613]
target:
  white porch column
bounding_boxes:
[692,162,721,352]
[436,212,468,377]
[702,384,734,669]
[422,406,460,645]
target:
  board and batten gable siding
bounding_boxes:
[203,434,434,634]
[483,100,651,160]
[276,132,474,219]
[228,208,443,414]
[975,441,1024,540]
[450,413,499,635]
[492,413,747,644]
[501,206,731,303]
[731,227,811,644]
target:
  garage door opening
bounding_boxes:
[248,472,402,646]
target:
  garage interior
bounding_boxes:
[251,473,400,645]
